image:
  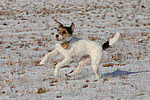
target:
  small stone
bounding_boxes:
[83,84,88,88]
[3,23,7,26]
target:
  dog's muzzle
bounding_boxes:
[54,33,64,41]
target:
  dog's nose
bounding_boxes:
[56,34,59,38]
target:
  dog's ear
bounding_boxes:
[58,22,63,27]
[54,20,63,27]
[70,22,75,32]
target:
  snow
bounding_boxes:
[0,0,150,99]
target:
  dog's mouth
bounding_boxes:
[56,37,65,41]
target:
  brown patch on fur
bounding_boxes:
[61,42,69,49]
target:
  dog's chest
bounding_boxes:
[55,42,86,58]
[55,43,69,53]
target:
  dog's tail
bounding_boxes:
[102,32,120,50]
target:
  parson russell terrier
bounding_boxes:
[39,21,120,80]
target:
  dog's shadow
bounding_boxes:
[69,69,150,80]
[100,69,150,78]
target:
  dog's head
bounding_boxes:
[54,21,75,43]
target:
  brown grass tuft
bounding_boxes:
[102,63,114,67]
[37,88,48,94]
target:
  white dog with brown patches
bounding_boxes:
[40,21,120,80]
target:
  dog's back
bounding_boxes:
[55,36,102,59]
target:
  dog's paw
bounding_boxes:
[65,74,71,77]
[39,63,44,66]
[94,74,101,81]
[39,61,45,65]
[54,73,58,76]
[65,70,74,77]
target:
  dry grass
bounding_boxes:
[37,87,49,94]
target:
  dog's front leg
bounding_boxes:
[54,58,71,76]
[39,49,58,65]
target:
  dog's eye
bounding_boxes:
[62,31,66,34]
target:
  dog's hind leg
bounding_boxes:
[66,55,90,77]
[90,52,102,80]
[91,63,100,80]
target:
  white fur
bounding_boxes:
[40,33,120,80]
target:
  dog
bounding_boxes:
[39,21,120,80]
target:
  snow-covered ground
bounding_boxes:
[0,0,150,99]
